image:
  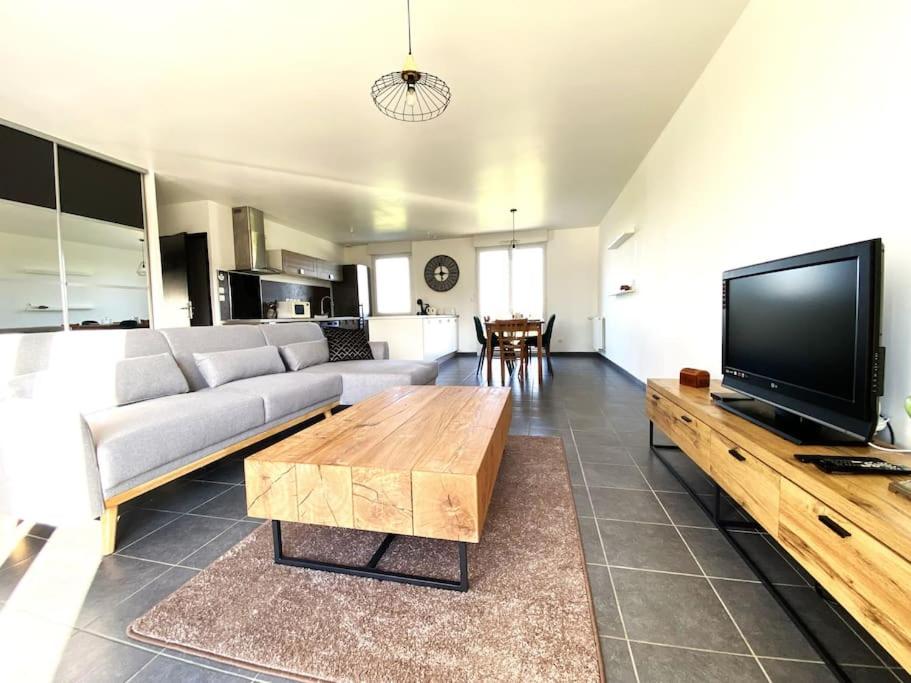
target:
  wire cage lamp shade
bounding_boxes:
[371,0,450,122]
[371,67,451,122]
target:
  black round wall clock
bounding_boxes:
[424,254,460,292]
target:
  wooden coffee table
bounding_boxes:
[245,385,512,591]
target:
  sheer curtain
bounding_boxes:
[478,246,544,320]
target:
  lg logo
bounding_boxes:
[770,382,779,389]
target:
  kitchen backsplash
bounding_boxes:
[260,279,331,317]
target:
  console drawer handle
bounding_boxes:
[651,393,661,401]
[818,515,851,539]
[728,448,746,462]
[679,415,693,424]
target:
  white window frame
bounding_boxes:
[372,253,412,315]
[476,244,547,319]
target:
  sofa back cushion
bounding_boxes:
[161,325,268,391]
[279,339,330,371]
[194,346,285,388]
[259,322,325,347]
[115,353,190,405]
[0,329,176,412]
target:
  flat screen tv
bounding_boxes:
[720,239,884,444]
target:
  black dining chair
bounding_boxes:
[525,314,556,373]
[474,316,499,375]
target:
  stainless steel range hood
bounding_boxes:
[232,206,281,273]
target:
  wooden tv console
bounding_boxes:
[646,379,911,674]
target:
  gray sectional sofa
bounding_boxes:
[0,322,438,553]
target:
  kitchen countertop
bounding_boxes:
[367,315,459,320]
[223,317,362,324]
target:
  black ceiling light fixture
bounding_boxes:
[371,0,451,122]
[510,208,518,249]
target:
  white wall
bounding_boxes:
[345,226,599,353]
[597,1,911,444]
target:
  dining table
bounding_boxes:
[484,318,544,385]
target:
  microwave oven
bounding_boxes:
[276,300,311,318]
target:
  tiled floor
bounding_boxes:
[1,355,908,682]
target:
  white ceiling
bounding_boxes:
[0,1,746,243]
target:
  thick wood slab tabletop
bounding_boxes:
[245,385,512,542]
[648,379,911,562]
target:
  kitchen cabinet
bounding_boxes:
[268,249,341,282]
[367,315,459,361]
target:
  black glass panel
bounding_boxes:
[0,124,56,209]
[58,147,144,228]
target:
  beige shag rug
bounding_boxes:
[128,435,602,682]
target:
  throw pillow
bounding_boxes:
[323,327,374,362]
[193,346,285,388]
[279,339,330,371]
[115,353,190,405]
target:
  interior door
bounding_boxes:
[158,233,192,327]
[185,233,212,326]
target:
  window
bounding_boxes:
[478,245,545,320]
[374,255,412,314]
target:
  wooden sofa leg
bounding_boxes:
[100,506,118,555]
[323,409,333,420]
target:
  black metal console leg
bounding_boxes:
[270,521,469,592]
[647,421,851,683]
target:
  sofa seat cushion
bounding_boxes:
[301,360,438,404]
[216,371,342,422]
[86,390,265,492]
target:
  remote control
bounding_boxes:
[795,454,911,475]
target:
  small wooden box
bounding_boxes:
[680,368,710,388]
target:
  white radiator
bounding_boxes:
[591,316,605,352]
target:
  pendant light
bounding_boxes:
[510,208,518,249]
[371,0,451,122]
[136,238,147,277]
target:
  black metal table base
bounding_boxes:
[649,421,852,683]
[271,521,469,592]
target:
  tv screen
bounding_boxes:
[721,239,883,442]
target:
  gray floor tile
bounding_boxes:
[630,642,766,683]
[728,532,808,586]
[567,460,585,485]
[131,655,253,681]
[777,586,883,666]
[586,564,624,638]
[589,488,670,524]
[190,486,250,520]
[577,444,637,465]
[572,485,594,516]
[655,492,714,528]
[74,555,171,627]
[678,527,754,580]
[578,517,606,565]
[636,458,690,493]
[118,514,236,565]
[180,521,261,570]
[712,579,818,660]
[761,659,901,682]
[115,508,182,549]
[84,566,198,640]
[599,638,637,682]
[599,520,701,573]
[53,631,156,683]
[573,430,623,449]
[133,480,235,514]
[612,568,748,652]
[196,457,246,485]
[582,463,649,490]
[1,534,44,570]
